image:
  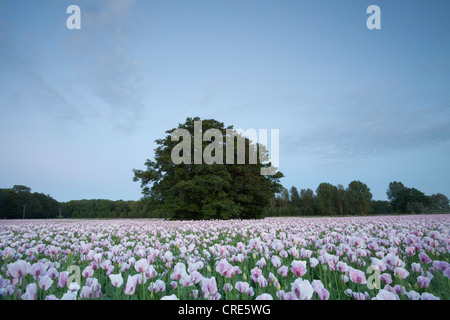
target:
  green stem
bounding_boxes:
[142,273,145,300]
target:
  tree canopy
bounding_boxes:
[133,117,284,220]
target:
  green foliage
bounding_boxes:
[346,180,372,215]
[316,182,338,216]
[266,181,446,217]
[387,181,433,214]
[431,193,450,213]
[133,117,284,220]
[60,199,154,219]
[289,186,301,208]
[300,189,315,212]
[0,187,59,219]
[370,200,392,215]
[0,186,156,220]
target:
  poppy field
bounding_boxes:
[1,215,449,300]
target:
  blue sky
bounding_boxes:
[0,0,449,202]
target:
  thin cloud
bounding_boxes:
[282,90,450,159]
[74,0,146,133]
[0,33,83,126]
[90,48,145,133]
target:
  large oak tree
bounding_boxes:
[133,117,284,220]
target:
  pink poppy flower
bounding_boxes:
[216,259,233,276]
[188,261,204,273]
[406,290,420,300]
[47,268,59,280]
[109,274,123,288]
[277,290,296,300]
[271,256,281,268]
[256,258,266,269]
[317,288,330,300]
[100,260,112,270]
[186,271,202,284]
[128,257,136,266]
[80,286,95,299]
[170,262,187,281]
[61,291,77,300]
[57,271,69,288]
[290,260,307,277]
[344,289,353,297]
[21,283,37,300]
[5,285,16,296]
[161,294,179,300]
[311,279,324,292]
[417,276,431,288]
[180,274,194,287]
[68,281,80,292]
[405,246,415,256]
[411,262,422,273]
[255,293,273,300]
[352,292,368,300]
[7,260,29,278]
[370,258,387,272]
[277,266,289,277]
[223,283,233,293]
[82,266,94,278]
[419,252,432,264]
[228,266,242,278]
[349,269,367,285]
[392,284,406,295]
[373,289,399,300]
[93,253,102,264]
[310,258,319,268]
[327,260,336,271]
[120,262,130,272]
[30,262,48,277]
[148,279,166,293]
[39,275,53,291]
[144,264,158,279]
[236,242,246,252]
[257,275,268,288]
[135,258,149,273]
[433,260,449,272]
[291,278,314,300]
[268,272,279,286]
[246,287,255,297]
[250,267,263,282]
[201,277,218,298]
[336,261,348,273]
[384,253,404,268]
[124,275,137,295]
[106,265,114,276]
[380,273,392,285]
[444,268,450,279]
[393,267,409,280]
[235,281,251,294]
[421,292,439,300]
[133,273,146,285]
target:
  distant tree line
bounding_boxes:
[264,181,449,217]
[1,181,448,219]
[0,185,60,219]
[0,185,161,219]
[61,198,161,219]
